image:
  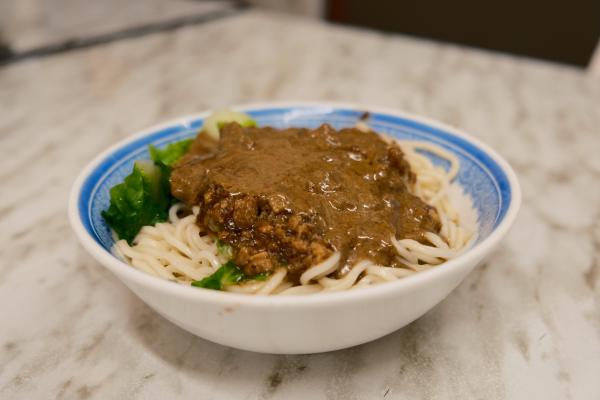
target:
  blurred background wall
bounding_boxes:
[331,0,600,68]
[252,0,600,68]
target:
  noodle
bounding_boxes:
[114,138,474,295]
[300,252,341,285]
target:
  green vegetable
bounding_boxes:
[248,272,270,282]
[203,110,257,140]
[101,160,169,244]
[191,261,272,290]
[216,240,233,259]
[191,261,245,290]
[102,138,193,243]
[148,139,193,167]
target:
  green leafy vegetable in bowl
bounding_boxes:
[191,261,245,290]
[250,272,270,281]
[101,160,169,244]
[149,139,193,167]
[101,139,192,244]
[191,261,271,290]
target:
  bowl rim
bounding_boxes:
[68,101,521,307]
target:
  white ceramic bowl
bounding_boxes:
[69,102,520,354]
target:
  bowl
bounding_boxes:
[69,102,521,354]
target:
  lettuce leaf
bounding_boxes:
[191,261,245,290]
[249,272,269,282]
[148,139,193,167]
[101,160,169,244]
[102,138,193,243]
[191,260,272,291]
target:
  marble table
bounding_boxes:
[1,9,599,400]
[0,0,237,52]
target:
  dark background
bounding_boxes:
[328,0,600,67]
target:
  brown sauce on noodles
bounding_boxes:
[170,123,441,282]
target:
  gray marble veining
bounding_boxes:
[1,9,599,400]
[0,0,236,52]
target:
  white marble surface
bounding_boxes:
[0,0,236,51]
[1,9,600,400]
